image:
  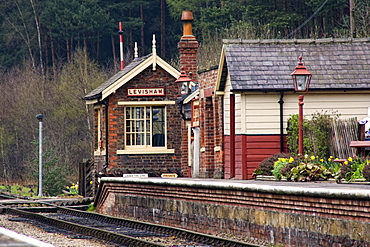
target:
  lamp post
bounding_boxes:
[175,68,192,95]
[290,56,312,155]
[36,114,44,197]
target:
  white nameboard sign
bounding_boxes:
[127,87,165,96]
[161,173,178,178]
[123,174,148,178]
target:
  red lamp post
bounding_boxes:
[290,56,312,155]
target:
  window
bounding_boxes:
[94,106,106,156]
[125,106,165,148]
[94,108,100,150]
[94,107,103,151]
[117,101,175,154]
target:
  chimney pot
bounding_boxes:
[181,10,193,21]
[181,11,194,36]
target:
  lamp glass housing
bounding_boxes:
[180,82,189,95]
[293,75,309,91]
[290,56,312,92]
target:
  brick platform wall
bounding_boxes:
[96,179,370,247]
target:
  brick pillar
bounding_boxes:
[178,11,198,80]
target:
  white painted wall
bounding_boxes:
[224,90,370,135]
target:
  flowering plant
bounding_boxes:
[338,157,369,182]
[254,154,370,182]
[65,183,78,195]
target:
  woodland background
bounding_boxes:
[0,0,369,188]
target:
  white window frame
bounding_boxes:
[117,101,175,154]
[94,106,106,156]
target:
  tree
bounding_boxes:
[0,0,38,69]
[41,0,110,62]
[355,0,370,37]
[49,49,107,175]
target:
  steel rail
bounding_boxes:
[5,204,262,247]
[5,207,166,247]
[55,206,259,247]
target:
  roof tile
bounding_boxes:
[223,38,370,91]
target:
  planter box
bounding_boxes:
[336,178,370,184]
[254,175,286,181]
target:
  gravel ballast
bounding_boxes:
[0,214,116,247]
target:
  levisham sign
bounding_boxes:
[127,87,165,96]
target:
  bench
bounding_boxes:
[349,141,370,158]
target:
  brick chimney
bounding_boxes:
[178,10,198,80]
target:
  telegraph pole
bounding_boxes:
[350,0,356,38]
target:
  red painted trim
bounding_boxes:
[230,94,235,178]
[224,134,288,179]
[242,135,247,179]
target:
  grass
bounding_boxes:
[0,185,37,197]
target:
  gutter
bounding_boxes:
[279,91,285,153]
[103,98,109,173]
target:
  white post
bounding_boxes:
[192,127,200,177]
[36,114,43,197]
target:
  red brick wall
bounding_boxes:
[180,121,190,177]
[95,66,184,176]
[178,36,198,80]
[196,68,224,178]
[224,134,288,179]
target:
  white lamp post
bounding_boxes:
[36,114,44,197]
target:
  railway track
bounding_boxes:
[3,204,261,247]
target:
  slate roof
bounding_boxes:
[83,54,152,101]
[221,38,370,92]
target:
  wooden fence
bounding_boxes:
[329,118,361,159]
[78,159,94,197]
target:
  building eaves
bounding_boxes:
[83,54,152,101]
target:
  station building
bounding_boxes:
[83,11,198,178]
[85,10,370,180]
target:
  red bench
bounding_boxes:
[349,141,370,158]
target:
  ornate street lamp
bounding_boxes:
[290,56,312,155]
[175,68,191,95]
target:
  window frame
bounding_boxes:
[117,101,175,154]
[93,105,107,156]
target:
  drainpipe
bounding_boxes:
[104,99,109,173]
[279,91,285,153]
[230,94,235,178]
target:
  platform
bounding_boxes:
[95,177,370,246]
[0,227,54,247]
[98,177,370,198]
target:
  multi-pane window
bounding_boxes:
[94,107,102,151]
[125,106,165,147]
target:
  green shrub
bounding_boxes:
[289,162,331,182]
[87,203,96,212]
[37,150,67,196]
[287,111,340,157]
[362,165,370,181]
[338,157,365,182]
[253,153,292,176]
